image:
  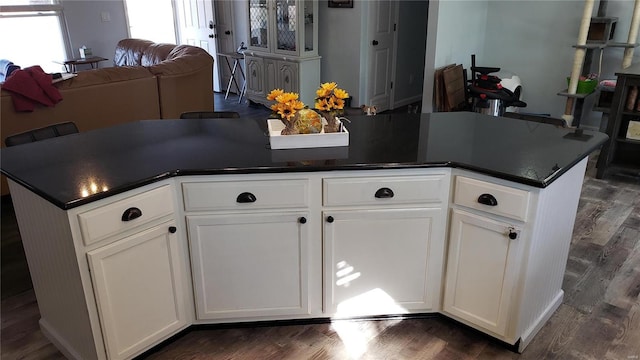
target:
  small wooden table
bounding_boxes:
[61,56,108,73]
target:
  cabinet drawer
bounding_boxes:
[182,179,308,211]
[453,176,530,221]
[78,185,174,246]
[323,175,447,207]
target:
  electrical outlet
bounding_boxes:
[101,12,111,22]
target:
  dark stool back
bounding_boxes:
[5,122,79,147]
[180,111,240,119]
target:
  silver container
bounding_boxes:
[473,98,505,116]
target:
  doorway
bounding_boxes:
[124,0,237,93]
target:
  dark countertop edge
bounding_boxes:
[2,148,598,210]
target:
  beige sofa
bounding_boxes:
[0,39,214,195]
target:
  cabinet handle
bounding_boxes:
[236,192,257,203]
[298,217,307,224]
[477,193,498,206]
[326,216,334,223]
[168,226,177,233]
[374,187,394,199]
[508,227,518,240]
[121,207,142,221]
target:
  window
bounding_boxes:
[0,0,68,73]
[124,0,176,44]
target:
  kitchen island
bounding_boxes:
[0,113,607,360]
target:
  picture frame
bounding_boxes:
[626,120,640,140]
[328,0,353,8]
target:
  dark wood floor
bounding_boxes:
[1,96,639,359]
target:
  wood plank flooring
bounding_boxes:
[1,96,639,359]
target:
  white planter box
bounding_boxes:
[267,119,349,149]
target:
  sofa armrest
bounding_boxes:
[148,46,215,118]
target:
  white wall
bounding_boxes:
[394,0,429,107]
[318,1,364,105]
[61,0,128,66]
[422,0,489,112]
[423,0,640,130]
[482,1,582,119]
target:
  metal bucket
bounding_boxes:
[473,98,505,116]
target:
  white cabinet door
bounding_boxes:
[188,212,310,320]
[87,221,188,360]
[245,55,265,99]
[443,209,522,337]
[324,207,444,317]
[277,60,299,93]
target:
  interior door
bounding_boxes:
[214,0,238,94]
[366,0,396,112]
[175,0,219,90]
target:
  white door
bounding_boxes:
[213,0,239,94]
[86,221,188,360]
[188,212,310,320]
[323,207,443,318]
[443,209,522,337]
[175,0,219,90]
[366,0,396,112]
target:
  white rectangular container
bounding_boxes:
[267,119,349,149]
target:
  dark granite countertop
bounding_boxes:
[0,112,607,209]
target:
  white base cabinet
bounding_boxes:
[442,158,588,350]
[87,221,188,360]
[188,212,310,319]
[8,159,589,358]
[322,172,450,317]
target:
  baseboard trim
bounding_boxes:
[518,290,564,352]
[40,318,85,360]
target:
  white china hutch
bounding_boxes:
[244,0,321,106]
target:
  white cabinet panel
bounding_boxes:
[188,212,310,319]
[87,221,187,360]
[323,174,447,207]
[245,55,265,99]
[324,208,444,317]
[78,185,174,246]
[182,178,309,211]
[454,176,530,221]
[443,209,522,337]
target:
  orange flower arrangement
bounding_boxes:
[314,82,349,132]
[314,82,349,113]
[267,89,305,122]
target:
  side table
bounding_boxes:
[218,52,246,103]
[60,56,108,73]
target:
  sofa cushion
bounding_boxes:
[141,43,176,66]
[147,45,213,76]
[113,38,155,66]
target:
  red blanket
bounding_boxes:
[2,66,63,112]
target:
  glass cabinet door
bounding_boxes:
[249,0,269,50]
[275,0,297,52]
[303,0,314,53]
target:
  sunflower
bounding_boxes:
[334,88,349,99]
[314,98,331,111]
[267,90,306,122]
[267,89,284,101]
